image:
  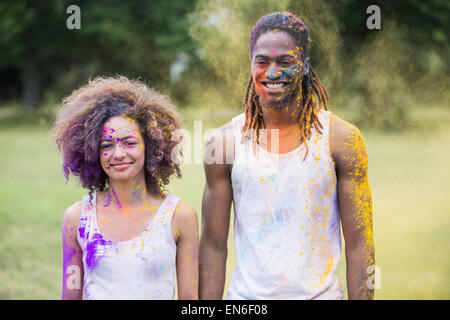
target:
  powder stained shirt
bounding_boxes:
[77,193,179,299]
[227,110,343,300]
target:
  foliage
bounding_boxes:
[0,0,199,107]
[0,0,448,130]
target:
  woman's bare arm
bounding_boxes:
[61,201,84,300]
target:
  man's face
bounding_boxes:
[251,31,307,110]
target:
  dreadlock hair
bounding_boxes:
[242,11,329,160]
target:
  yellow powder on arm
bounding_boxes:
[331,115,375,299]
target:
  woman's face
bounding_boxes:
[99,116,145,182]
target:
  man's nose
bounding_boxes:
[266,64,282,80]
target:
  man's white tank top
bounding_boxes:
[227,110,343,300]
[77,193,179,299]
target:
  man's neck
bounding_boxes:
[261,103,301,129]
[259,104,304,153]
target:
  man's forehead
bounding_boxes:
[253,31,299,56]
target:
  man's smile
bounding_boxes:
[261,81,289,89]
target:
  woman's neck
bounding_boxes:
[106,174,151,210]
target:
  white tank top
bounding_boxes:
[77,192,179,299]
[227,110,343,300]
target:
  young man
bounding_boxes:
[199,12,375,300]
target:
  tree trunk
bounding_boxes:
[21,55,41,112]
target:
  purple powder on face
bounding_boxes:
[56,78,182,200]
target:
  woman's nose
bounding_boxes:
[113,144,126,158]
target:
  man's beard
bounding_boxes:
[267,85,300,110]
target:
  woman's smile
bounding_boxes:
[110,161,134,171]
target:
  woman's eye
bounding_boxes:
[101,144,112,149]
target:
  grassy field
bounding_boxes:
[0,106,449,299]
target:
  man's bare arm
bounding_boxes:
[199,123,234,300]
[330,115,375,300]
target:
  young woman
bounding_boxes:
[54,76,198,299]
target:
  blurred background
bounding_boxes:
[0,0,448,299]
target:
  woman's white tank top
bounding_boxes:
[77,193,179,299]
[227,110,343,300]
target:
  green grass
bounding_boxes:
[0,106,449,299]
[361,130,450,299]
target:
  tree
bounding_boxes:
[0,0,200,111]
[0,1,71,111]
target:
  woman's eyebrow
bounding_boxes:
[121,135,137,140]
[101,135,137,142]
